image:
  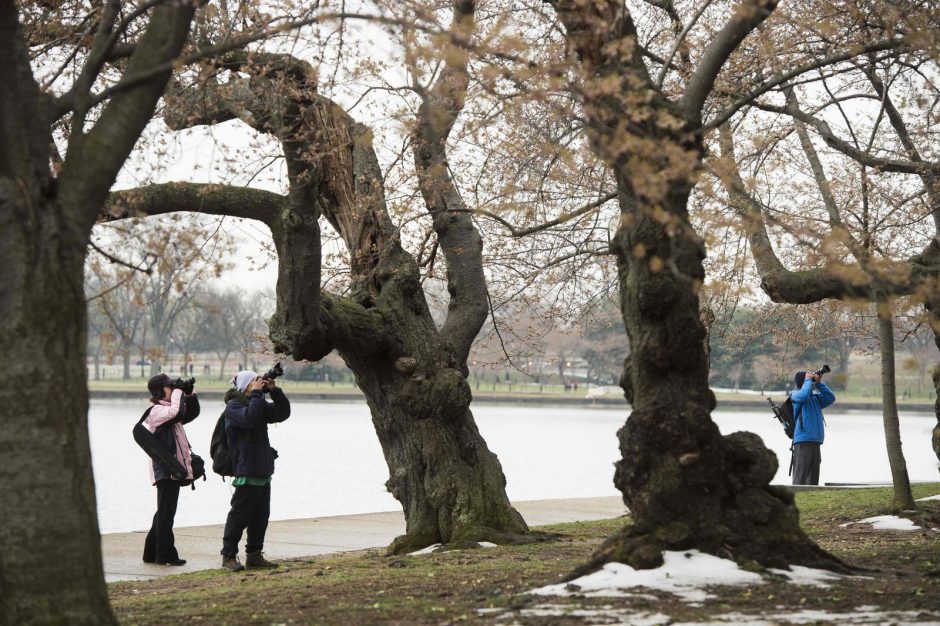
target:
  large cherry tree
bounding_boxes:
[539,0,913,573]
[110,0,530,554]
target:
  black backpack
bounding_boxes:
[768,394,807,476]
[767,395,799,439]
[209,412,233,477]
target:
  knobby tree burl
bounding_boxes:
[110,1,530,554]
[545,0,852,573]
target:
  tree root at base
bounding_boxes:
[564,520,857,582]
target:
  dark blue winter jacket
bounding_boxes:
[791,379,835,444]
[224,387,291,478]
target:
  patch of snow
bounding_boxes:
[530,550,763,602]
[529,550,849,604]
[840,515,922,530]
[767,564,845,587]
[409,540,497,556]
[916,494,940,502]
[496,604,674,625]
[408,543,442,555]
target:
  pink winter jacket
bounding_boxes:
[144,388,194,485]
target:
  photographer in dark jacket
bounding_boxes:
[142,373,200,566]
[220,370,290,571]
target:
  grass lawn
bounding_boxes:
[110,483,940,625]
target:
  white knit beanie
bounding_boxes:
[231,371,258,393]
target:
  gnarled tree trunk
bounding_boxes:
[547,0,845,575]
[596,184,836,571]
[116,19,528,551]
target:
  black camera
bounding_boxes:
[813,364,831,378]
[262,362,283,380]
[171,377,196,394]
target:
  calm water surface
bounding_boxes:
[90,399,939,534]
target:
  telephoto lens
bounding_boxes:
[263,362,283,380]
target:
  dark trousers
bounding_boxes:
[221,483,271,557]
[792,442,822,485]
[143,479,181,562]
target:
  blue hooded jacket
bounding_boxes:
[791,378,835,444]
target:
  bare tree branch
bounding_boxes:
[680,0,777,124]
[751,100,939,175]
[655,0,715,88]
[705,37,907,131]
[412,0,489,369]
[57,0,197,227]
[105,182,287,223]
[450,191,618,237]
[88,241,156,275]
[715,125,931,302]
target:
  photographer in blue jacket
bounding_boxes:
[791,368,836,485]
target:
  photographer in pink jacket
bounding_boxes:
[142,373,200,565]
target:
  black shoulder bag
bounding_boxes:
[133,407,188,481]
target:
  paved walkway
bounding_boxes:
[102,496,627,582]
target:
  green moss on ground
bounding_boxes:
[111,485,940,625]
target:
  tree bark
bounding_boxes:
[591,185,841,573]
[547,0,845,575]
[0,0,195,620]
[875,295,916,509]
[0,196,116,624]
